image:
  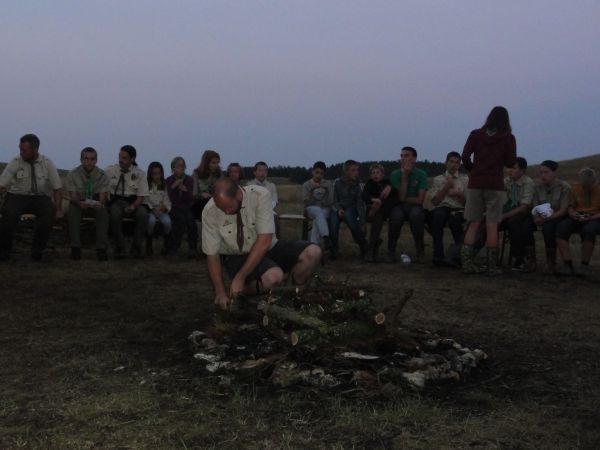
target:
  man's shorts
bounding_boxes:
[221,240,312,281]
[464,189,506,223]
[556,217,600,242]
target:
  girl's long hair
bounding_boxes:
[147,161,166,190]
[195,150,221,179]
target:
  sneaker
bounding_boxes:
[70,247,82,261]
[575,265,590,278]
[96,249,108,261]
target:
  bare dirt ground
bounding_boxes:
[1,228,600,449]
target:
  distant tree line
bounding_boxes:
[241,160,448,184]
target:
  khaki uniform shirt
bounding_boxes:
[105,164,149,198]
[504,174,535,208]
[429,171,469,209]
[246,178,278,207]
[202,185,277,256]
[0,154,62,197]
[66,165,110,200]
[532,179,571,211]
[145,183,172,211]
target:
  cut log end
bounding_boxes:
[290,332,299,347]
[262,315,269,327]
[374,313,386,325]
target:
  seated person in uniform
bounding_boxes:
[246,161,278,209]
[202,178,322,310]
[429,151,468,267]
[105,145,149,258]
[66,147,110,261]
[362,163,396,262]
[303,161,333,247]
[527,160,571,274]
[500,157,536,271]
[556,168,600,277]
[0,134,63,261]
[329,160,368,259]
[388,147,428,262]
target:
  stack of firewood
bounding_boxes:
[190,282,487,391]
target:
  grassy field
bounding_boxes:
[1,224,600,448]
[1,153,600,449]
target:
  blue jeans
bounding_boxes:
[305,206,330,244]
[329,207,366,252]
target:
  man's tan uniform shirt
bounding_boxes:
[202,185,277,256]
[429,171,468,209]
[105,164,149,198]
[0,154,62,196]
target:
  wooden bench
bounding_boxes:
[276,213,311,241]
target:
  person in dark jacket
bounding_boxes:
[362,163,397,262]
[329,160,367,259]
[461,106,517,275]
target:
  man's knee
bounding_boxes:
[389,206,405,224]
[581,222,599,242]
[299,243,322,264]
[260,267,285,289]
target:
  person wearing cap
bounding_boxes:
[500,157,536,272]
[0,134,63,261]
[556,168,600,277]
[66,147,110,261]
[528,160,571,274]
[105,145,149,258]
[429,151,469,267]
[202,177,322,310]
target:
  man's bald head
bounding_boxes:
[213,177,242,214]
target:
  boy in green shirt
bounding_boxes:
[387,147,428,261]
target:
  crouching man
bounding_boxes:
[202,178,322,310]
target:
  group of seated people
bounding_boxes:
[1,131,599,281]
[0,134,278,262]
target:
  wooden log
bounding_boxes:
[257,301,327,330]
[290,320,380,346]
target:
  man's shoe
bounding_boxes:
[70,247,82,261]
[97,249,108,261]
[131,244,143,259]
[557,264,575,276]
[486,248,502,276]
[114,247,126,260]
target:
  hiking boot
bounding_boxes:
[461,244,485,274]
[487,247,502,276]
[97,249,108,261]
[70,247,82,261]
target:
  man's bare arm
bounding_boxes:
[207,254,227,296]
[236,234,273,280]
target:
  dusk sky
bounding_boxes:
[1,1,599,171]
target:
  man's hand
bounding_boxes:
[125,204,136,213]
[153,207,161,217]
[55,209,64,219]
[214,292,231,310]
[201,192,211,199]
[401,161,414,175]
[337,208,345,218]
[372,198,382,206]
[78,201,90,210]
[179,184,188,192]
[534,216,545,226]
[380,185,391,199]
[229,273,247,298]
